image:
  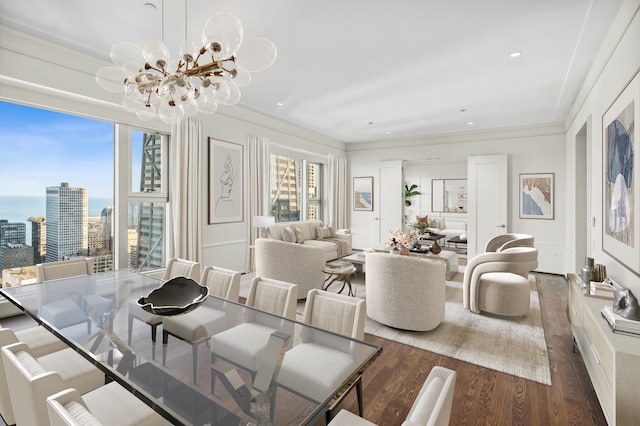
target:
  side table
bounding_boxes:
[322,264,357,297]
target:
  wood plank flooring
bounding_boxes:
[328,272,608,426]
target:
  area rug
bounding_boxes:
[239,271,552,386]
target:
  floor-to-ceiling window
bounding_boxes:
[0,100,169,282]
[268,154,323,222]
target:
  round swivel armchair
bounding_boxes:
[463,246,538,317]
[484,233,534,252]
[365,253,445,331]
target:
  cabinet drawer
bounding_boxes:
[582,306,614,387]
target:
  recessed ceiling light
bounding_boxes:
[144,2,157,9]
[467,121,474,125]
[385,131,391,134]
[368,122,374,125]
[276,102,284,107]
[460,109,466,112]
[510,52,521,58]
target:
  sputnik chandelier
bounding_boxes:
[96,11,277,124]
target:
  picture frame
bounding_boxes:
[208,138,243,224]
[519,173,554,219]
[602,70,640,274]
[353,176,374,211]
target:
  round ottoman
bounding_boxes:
[477,272,530,317]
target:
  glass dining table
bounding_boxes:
[0,270,382,425]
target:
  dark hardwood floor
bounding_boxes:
[328,272,608,426]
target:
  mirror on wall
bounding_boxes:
[432,179,467,213]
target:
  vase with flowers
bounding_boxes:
[384,229,416,255]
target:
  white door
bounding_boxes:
[467,155,508,258]
[379,162,403,245]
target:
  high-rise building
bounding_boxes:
[0,220,33,271]
[45,182,88,262]
[29,216,46,264]
[101,206,113,251]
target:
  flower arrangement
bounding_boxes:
[384,229,417,250]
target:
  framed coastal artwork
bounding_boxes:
[353,176,374,211]
[208,138,243,224]
[602,70,640,274]
[519,173,554,219]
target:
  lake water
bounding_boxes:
[0,195,113,242]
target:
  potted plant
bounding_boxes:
[410,221,430,235]
[405,183,421,207]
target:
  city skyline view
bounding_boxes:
[0,100,114,198]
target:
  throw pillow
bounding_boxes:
[416,215,428,224]
[282,226,296,243]
[294,227,304,244]
[317,225,333,239]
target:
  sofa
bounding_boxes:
[255,220,352,299]
[428,216,467,240]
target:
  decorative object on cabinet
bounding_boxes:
[613,288,640,321]
[603,70,640,274]
[519,173,554,219]
[353,176,374,211]
[209,138,243,224]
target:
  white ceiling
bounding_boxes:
[0,0,623,143]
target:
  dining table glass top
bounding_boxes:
[0,270,381,425]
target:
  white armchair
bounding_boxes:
[484,233,534,252]
[463,247,538,316]
[365,253,446,331]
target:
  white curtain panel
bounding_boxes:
[168,117,202,262]
[245,134,269,272]
[329,153,348,230]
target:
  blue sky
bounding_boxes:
[0,100,114,197]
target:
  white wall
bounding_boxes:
[0,26,346,274]
[347,126,567,274]
[564,0,640,295]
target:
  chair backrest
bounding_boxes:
[484,233,534,253]
[302,289,365,340]
[36,258,93,283]
[163,258,201,281]
[246,277,298,320]
[201,266,241,302]
[47,388,100,426]
[0,328,21,424]
[1,342,67,426]
[404,366,457,426]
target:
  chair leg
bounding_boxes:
[127,314,134,345]
[151,323,158,360]
[162,330,169,365]
[356,377,363,416]
[192,342,198,384]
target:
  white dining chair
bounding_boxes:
[47,386,163,426]
[0,326,68,425]
[162,265,241,383]
[128,257,200,359]
[275,289,366,423]
[1,341,106,426]
[35,258,94,283]
[209,277,297,391]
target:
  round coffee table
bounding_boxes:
[322,265,357,296]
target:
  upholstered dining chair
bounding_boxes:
[47,386,163,426]
[128,257,200,359]
[463,246,538,316]
[36,258,110,334]
[209,277,297,391]
[484,233,534,252]
[0,326,68,425]
[275,289,366,423]
[328,366,457,426]
[1,341,106,426]
[162,265,241,383]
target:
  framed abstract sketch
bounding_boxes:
[602,70,640,273]
[209,138,243,224]
[353,176,374,211]
[519,173,554,219]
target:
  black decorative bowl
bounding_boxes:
[137,277,209,316]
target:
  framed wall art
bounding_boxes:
[353,176,374,211]
[209,138,243,224]
[519,173,554,219]
[602,70,640,273]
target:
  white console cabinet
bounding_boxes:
[567,273,640,425]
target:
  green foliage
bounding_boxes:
[404,183,421,207]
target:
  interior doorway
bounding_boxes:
[574,120,590,272]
